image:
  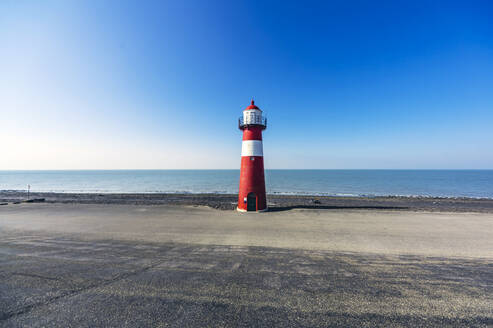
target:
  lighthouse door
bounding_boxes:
[247,192,257,211]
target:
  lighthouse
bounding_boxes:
[237,100,268,212]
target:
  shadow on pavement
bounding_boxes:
[267,205,409,212]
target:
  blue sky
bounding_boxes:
[1,0,492,169]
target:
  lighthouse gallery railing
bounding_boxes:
[238,116,267,129]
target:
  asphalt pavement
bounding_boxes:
[1,204,493,327]
[1,230,493,327]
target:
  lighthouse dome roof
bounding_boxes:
[245,99,261,111]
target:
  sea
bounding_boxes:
[1,170,492,199]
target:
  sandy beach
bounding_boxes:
[1,202,493,327]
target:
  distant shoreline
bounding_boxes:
[2,191,493,213]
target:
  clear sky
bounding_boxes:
[1,0,492,169]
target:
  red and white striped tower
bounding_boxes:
[237,99,267,212]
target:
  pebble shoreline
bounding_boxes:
[2,191,493,212]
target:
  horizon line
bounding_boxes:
[1,169,492,171]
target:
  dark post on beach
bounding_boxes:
[27,184,30,200]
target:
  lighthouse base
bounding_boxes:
[237,207,269,213]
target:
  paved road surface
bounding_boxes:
[1,204,493,327]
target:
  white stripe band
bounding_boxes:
[241,140,263,157]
